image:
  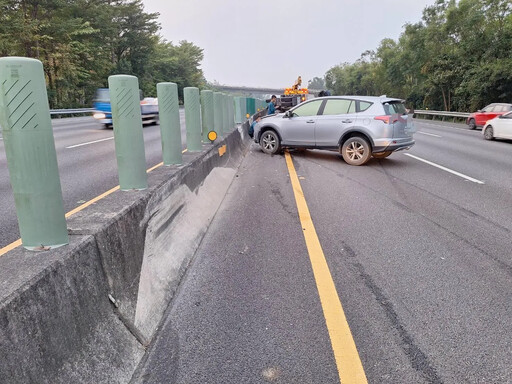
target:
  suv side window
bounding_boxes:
[494,105,505,112]
[292,100,324,117]
[322,99,353,115]
[483,105,495,112]
[358,101,372,112]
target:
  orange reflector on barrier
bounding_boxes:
[208,130,217,142]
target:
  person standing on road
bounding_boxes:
[268,95,279,115]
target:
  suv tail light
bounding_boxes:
[374,115,403,124]
[374,115,390,124]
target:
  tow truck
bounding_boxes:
[92,88,159,128]
[276,76,312,111]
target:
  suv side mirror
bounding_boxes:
[284,111,291,118]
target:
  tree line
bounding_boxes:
[325,0,512,111]
[0,0,205,108]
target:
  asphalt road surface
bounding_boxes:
[134,119,512,383]
[0,114,187,248]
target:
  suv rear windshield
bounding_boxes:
[382,101,406,115]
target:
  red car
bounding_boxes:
[467,103,512,129]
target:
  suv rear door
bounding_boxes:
[382,100,414,139]
[315,98,357,147]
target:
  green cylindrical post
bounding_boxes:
[246,98,252,118]
[226,95,232,132]
[157,82,182,165]
[0,57,68,250]
[109,75,147,190]
[184,87,202,151]
[201,90,214,143]
[234,96,242,124]
[240,97,247,121]
[249,98,256,116]
[219,93,226,135]
[222,94,229,134]
[229,95,235,129]
[213,92,222,135]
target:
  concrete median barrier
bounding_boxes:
[0,123,252,383]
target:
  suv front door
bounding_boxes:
[279,99,323,146]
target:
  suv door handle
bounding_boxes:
[306,120,315,123]
[342,119,353,123]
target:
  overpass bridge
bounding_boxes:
[213,84,322,98]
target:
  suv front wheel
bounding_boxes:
[260,130,281,154]
[341,136,371,166]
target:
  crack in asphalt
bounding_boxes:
[338,241,443,384]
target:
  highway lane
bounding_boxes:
[136,119,512,383]
[0,113,187,249]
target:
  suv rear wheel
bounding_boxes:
[468,119,476,130]
[341,136,371,166]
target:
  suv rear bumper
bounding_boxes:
[373,138,415,153]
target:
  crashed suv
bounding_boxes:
[253,95,415,166]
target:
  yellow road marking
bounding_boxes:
[64,185,121,218]
[284,151,367,384]
[0,239,22,257]
[218,144,227,157]
[0,148,189,257]
[146,162,164,173]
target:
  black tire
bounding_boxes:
[483,125,494,140]
[341,136,371,166]
[260,130,281,154]
[468,119,476,130]
[373,151,392,159]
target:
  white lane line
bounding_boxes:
[417,131,442,138]
[404,153,485,184]
[66,136,114,149]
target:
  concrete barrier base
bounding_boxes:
[0,123,252,383]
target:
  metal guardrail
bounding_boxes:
[50,108,94,116]
[414,109,470,121]
[50,107,472,123]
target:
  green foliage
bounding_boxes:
[307,76,325,90]
[325,0,512,111]
[0,0,205,107]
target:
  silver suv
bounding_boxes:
[253,96,415,165]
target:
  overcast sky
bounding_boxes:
[142,0,434,89]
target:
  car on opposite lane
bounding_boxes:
[253,96,415,166]
[467,103,512,130]
[482,111,512,140]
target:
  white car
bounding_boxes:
[483,111,512,140]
